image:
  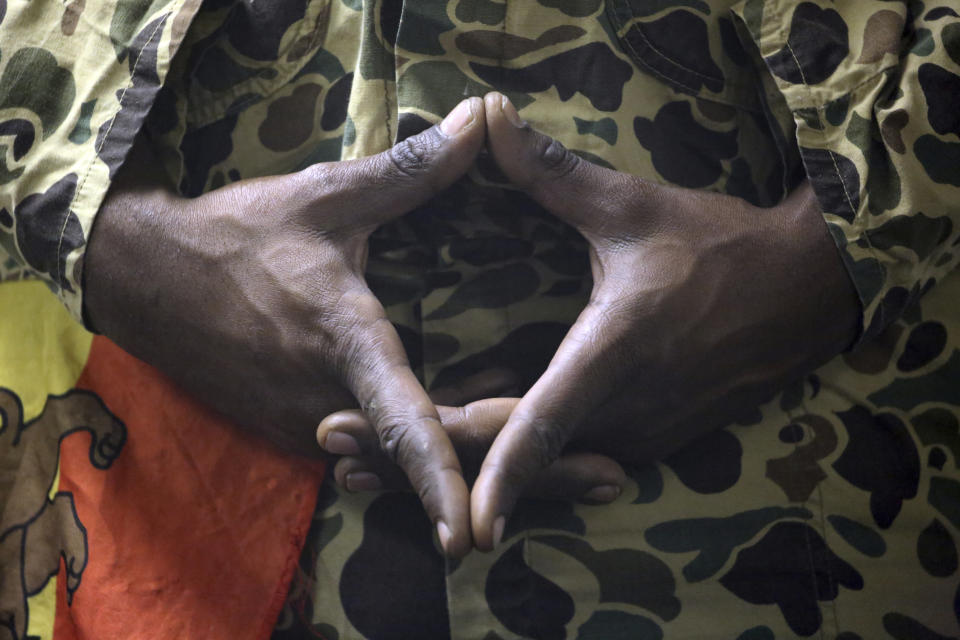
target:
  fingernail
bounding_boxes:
[322,431,362,456]
[492,515,506,548]
[345,471,382,492]
[437,520,452,555]
[440,99,476,136]
[500,95,524,128]
[582,484,622,504]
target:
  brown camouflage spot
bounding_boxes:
[61,0,84,36]
[257,83,324,151]
[881,109,909,154]
[766,414,838,502]
[455,25,585,60]
[858,10,905,64]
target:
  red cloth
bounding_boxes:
[53,336,323,639]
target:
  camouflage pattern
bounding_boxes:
[730,0,960,343]
[2,0,959,638]
[0,0,203,321]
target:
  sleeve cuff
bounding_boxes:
[729,0,919,345]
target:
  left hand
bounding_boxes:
[468,93,861,550]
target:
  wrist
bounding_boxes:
[773,180,860,355]
[83,136,182,337]
[670,181,860,397]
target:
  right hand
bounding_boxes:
[84,98,486,557]
[467,94,859,550]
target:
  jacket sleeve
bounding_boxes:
[731,0,960,341]
[0,0,201,323]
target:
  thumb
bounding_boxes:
[306,97,486,230]
[482,92,646,236]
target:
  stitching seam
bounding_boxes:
[617,28,759,111]
[786,40,838,637]
[57,6,172,292]
[609,0,753,89]
[787,37,884,335]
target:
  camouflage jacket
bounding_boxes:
[3,1,960,639]
[1,0,958,342]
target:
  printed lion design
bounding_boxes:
[0,388,126,640]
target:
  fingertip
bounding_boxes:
[316,409,371,452]
[585,453,627,491]
[468,95,485,124]
[526,451,626,503]
[318,409,368,434]
[483,91,503,115]
[470,471,511,552]
[500,96,525,129]
[345,471,382,492]
[484,92,524,131]
[433,466,473,558]
[437,520,453,555]
[357,363,475,556]
[439,519,472,559]
[580,484,622,505]
[469,511,506,553]
[321,431,362,456]
[439,96,483,137]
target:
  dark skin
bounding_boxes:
[319,93,860,551]
[86,97,625,559]
[88,88,858,556]
[85,98,490,557]
[318,374,626,503]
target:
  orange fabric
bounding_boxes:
[53,336,323,639]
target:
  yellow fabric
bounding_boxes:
[0,281,92,419]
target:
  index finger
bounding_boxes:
[470,302,632,550]
[337,289,471,558]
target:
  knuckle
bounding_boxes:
[535,135,579,182]
[376,417,411,463]
[386,135,432,180]
[358,314,403,356]
[301,160,333,187]
[517,413,570,470]
[294,162,333,202]
[375,411,435,465]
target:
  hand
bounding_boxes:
[84,98,486,557]
[316,369,625,503]
[469,93,860,550]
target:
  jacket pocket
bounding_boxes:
[604,0,761,111]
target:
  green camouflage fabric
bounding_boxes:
[731,0,960,343]
[0,0,203,321]
[3,0,960,638]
